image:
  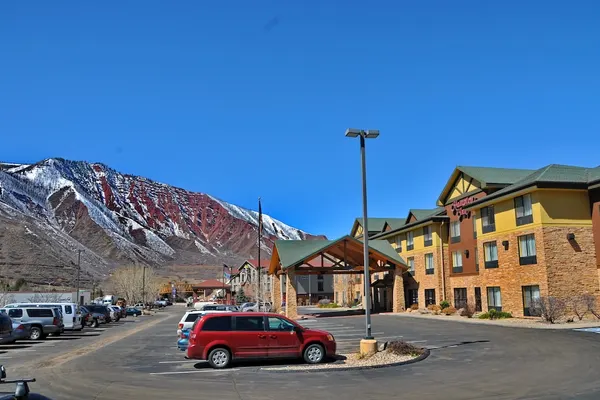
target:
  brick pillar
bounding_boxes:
[285,268,298,319]
[393,267,405,313]
[271,272,282,313]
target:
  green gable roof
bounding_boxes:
[273,235,406,270]
[467,164,594,208]
[457,166,535,186]
[385,218,407,230]
[354,218,389,233]
[408,208,445,221]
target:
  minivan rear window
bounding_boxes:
[27,309,54,318]
[201,316,231,331]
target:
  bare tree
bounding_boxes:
[569,295,588,321]
[27,293,67,303]
[460,298,477,318]
[581,293,600,319]
[532,296,567,324]
[108,266,162,304]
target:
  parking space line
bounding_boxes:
[333,331,384,337]
[158,360,201,364]
[335,335,403,342]
[150,369,240,375]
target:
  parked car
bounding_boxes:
[202,305,239,312]
[125,307,142,317]
[84,305,112,323]
[186,312,336,369]
[4,302,82,331]
[177,328,190,352]
[0,307,63,340]
[177,310,234,336]
[107,306,121,322]
[0,314,12,345]
[9,322,31,342]
[80,306,105,328]
[242,302,272,312]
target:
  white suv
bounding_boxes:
[176,310,232,336]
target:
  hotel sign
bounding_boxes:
[451,196,476,219]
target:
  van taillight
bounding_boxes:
[53,317,60,325]
[178,323,183,329]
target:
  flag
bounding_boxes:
[258,197,263,237]
[223,271,231,280]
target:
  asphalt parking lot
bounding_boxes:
[7,307,600,399]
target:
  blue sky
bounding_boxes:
[1,1,600,238]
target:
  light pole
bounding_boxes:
[345,128,379,341]
[76,249,83,305]
[142,265,146,305]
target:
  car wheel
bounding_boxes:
[92,319,100,328]
[207,348,231,369]
[303,343,325,364]
[29,327,43,341]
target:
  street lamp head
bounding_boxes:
[345,128,361,138]
[365,130,380,138]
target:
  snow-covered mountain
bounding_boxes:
[0,158,324,283]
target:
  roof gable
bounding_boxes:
[437,166,534,206]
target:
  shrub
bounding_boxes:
[410,303,419,310]
[581,293,600,319]
[318,302,339,309]
[460,301,476,318]
[427,304,441,312]
[569,295,588,321]
[442,306,457,315]
[387,341,424,357]
[440,300,450,310]
[478,309,513,320]
[318,298,331,305]
[533,296,566,324]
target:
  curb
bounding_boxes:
[258,348,430,374]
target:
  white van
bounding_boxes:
[5,303,83,331]
[192,301,217,311]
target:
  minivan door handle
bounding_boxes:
[269,335,277,339]
[258,334,267,339]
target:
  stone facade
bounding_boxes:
[285,268,298,319]
[393,268,405,312]
[271,273,281,313]
[404,248,443,307]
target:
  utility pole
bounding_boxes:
[76,250,82,305]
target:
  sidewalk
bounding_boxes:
[383,311,600,330]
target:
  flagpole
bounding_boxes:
[257,197,262,306]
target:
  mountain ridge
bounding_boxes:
[0,158,324,285]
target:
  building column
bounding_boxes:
[285,268,298,319]
[393,267,405,313]
[271,272,282,313]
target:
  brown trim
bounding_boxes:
[449,271,480,278]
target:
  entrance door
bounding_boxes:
[474,287,482,312]
[522,285,540,316]
[407,289,418,308]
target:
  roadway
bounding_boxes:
[5,306,600,399]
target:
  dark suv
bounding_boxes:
[84,305,112,323]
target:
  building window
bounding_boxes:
[474,287,482,312]
[450,220,461,243]
[522,285,541,316]
[406,231,414,251]
[475,247,479,271]
[407,257,415,275]
[425,253,434,275]
[518,234,537,265]
[452,251,463,273]
[473,213,477,238]
[425,289,436,306]
[515,194,534,226]
[423,226,433,247]
[317,275,324,292]
[454,288,467,309]
[487,287,502,312]
[408,289,418,307]
[481,206,496,233]
[483,241,499,268]
[394,235,402,252]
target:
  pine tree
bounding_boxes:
[236,288,249,304]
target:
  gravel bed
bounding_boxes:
[260,351,418,371]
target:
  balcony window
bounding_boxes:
[454,288,467,309]
[472,213,477,238]
[515,194,534,226]
[481,206,496,233]
[394,235,402,253]
[483,241,499,268]
[406,231,414,251]
[407,257,415,275]
[452,251,463,273]
[475,247,479,271]
[423,226,433,247]
[425,253,434,275]
[425,289,436,306]
[518,234,537,265]
[523,285,541,316]
[450,221,461,243]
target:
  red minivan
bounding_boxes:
[186,312,336,369]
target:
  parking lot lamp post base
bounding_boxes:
[359,338,378,356]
